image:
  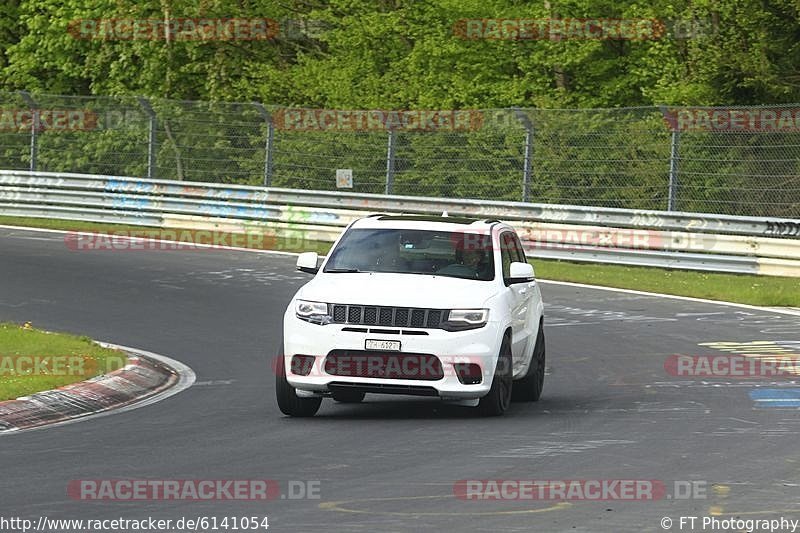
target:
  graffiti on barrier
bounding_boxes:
[764,221,800,237]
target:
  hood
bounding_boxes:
[297,272,498,309]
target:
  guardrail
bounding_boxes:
[1,170,799,277]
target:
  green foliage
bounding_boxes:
[1,1,799,214]
[3,0,800,107]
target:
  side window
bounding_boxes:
[511,233,527,264]
[500,232,515,281]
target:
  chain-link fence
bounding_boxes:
[0,91,798,217]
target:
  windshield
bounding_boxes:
[324,228,494,281]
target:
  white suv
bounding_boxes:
[276,215,545,416]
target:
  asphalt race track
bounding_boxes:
[2,226,800,532]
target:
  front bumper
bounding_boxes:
[282,311,504,400]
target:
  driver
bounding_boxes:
[462,249,483,269]
[459,248,487,278]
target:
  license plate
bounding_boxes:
[365,339,401,351]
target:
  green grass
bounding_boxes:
[533,259,800,307]
[2,215,798,307]
[0,322,128,401]
[0,216,144,233]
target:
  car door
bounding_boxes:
[500,231,530,371]
[511,233,539,374]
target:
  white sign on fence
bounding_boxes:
[336,168,353,188]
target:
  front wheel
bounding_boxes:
[512,321,545,402]
[275,355,322,417]
[477,337,513,416]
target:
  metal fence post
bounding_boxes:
[19,91,38,171]
[385,129,396,195]
[668,129,680,211]
[253,103,273,187]
[513,108,533,202]
[137,97,157,180]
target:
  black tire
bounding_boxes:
[331,390,366,403]
[477,336,513,416]
[512,321,545,402]
[275,355,322,417]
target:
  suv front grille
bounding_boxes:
[348,306,362,323]
[331,304,446,329]
[333,305,346,322]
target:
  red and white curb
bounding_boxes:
[0,343,195,434]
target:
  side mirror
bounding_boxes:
[296,252,319,274]
[507,261,534,284]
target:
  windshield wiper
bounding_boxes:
[324,268,363,273]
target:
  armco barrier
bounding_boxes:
[1,170,799,276]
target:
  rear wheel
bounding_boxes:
[331,390,366,403]
[512,321,545,402]
[275,355,322,417]
[477,336,513,416]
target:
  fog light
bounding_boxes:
[291,355,316,376]
[454,363,482,385]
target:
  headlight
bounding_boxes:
[443,309,489,331]
[295,300,332,325]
